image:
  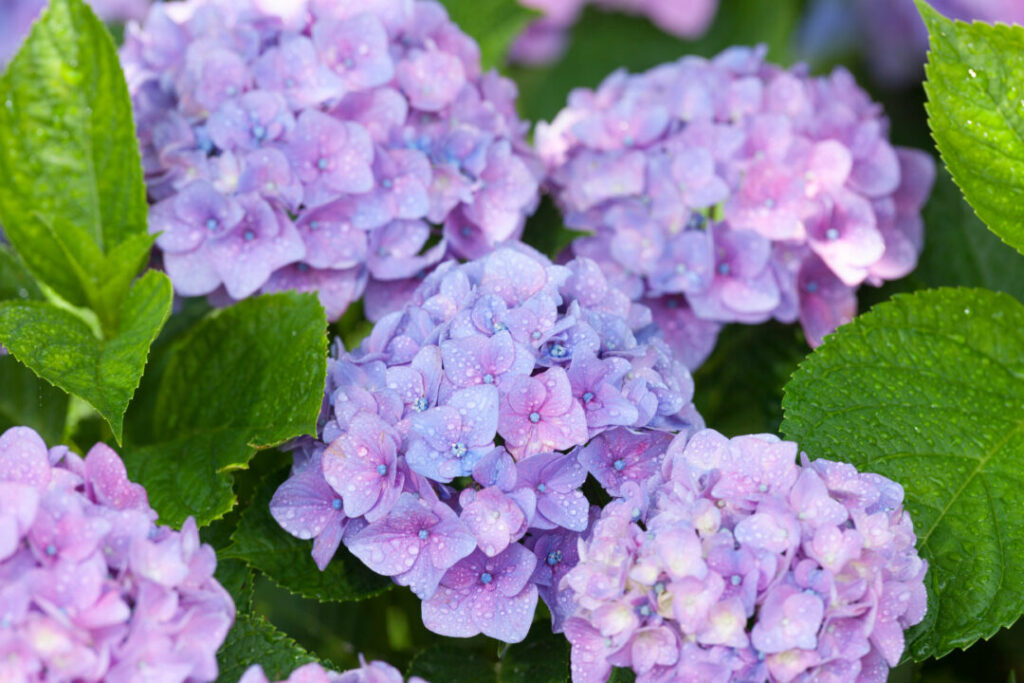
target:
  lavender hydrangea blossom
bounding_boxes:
[0,426,235,682]
[537,45,936,367]
[269,245,703,642]
[121,0,540,322]
[241,658,429,683]
[562,428,927,682]
[511,0,721,65]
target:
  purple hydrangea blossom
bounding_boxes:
[122,0,540,322]
[562,428,928,682]
[270,245,703,642]
[511,0,721,65]
[537,46,936,366]
[241,657,429,683]
[0,426,235,681]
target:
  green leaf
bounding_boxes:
[512,0,801,122]
[0,245,42,302]
[223,468,392,602]
[154,293,327,447]
[0,270,173,442]
[0,355,69,444]
[405,626,569,683]
[920,2,1024,256]
[438,0,536,70]
[520,197,591,260]
[123,293,328,528]
[0,0,150,323]
[911,167,1024,302]
[781,287,1024,660]
[407,644,497,682]
[215,612,319,683]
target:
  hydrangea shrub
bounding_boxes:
[3,0,1024,681]
[122,0,540,320]
[537,45,935,365]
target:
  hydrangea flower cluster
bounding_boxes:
[562,428,927,682]
[0,426,236,682]
[537,45,936,366]
[511,0,720,65]
[269,245,703,642]
[0,0,150,65]
[121,0,540,321]
[800,0,1024,87]
[241,658,428,683]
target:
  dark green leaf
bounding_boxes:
[520,197,591,260]
[500,625,570,683]
[438,0,536,70]
[224,468,392,602]
[513,0,801,122]
[215,612,319,683]
[0,270,172,442]
[0,355,68,444]
[0,0,149,321]
[781,287,1024,660]
[920,2,1024,256]
[154,293,327,447]
[911,167,1024,301]
[407,644,497,683]
[123,293,328,527]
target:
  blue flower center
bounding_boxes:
[653,581,665,595]
[717,262,731,276]
[531,331,541,340]
[297,263,310,273]
[805,281,818,293]
[460,226,472,237]
[413,397,428,412]
[528,412,541,423]
[492,321,506,332]
[582,391,595,403]
[206,218,218,230]
[731,574,742,586]
[317,158,329,170]
[480,572,493,584]
[613,459,626,471]
[451,442,468,458]
[686,213,707,231]
[546,550,562,566]
[381,178,393,189]
[243,229,255,241]
[825,228,840,241]
[418,529,429,540]
[376,464,388,476]
[252,124,266,140]
[637,604,652,617]
[548,343,568,359]
[536,483,547,493]
[45,544,57,556]
[331,499,342,510]
[483,373,494,384]
[308,220,319,231]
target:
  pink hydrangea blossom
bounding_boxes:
[562,428,927,682]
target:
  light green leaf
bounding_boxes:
[920,2,1024,256]
[215,612,319,683]
[438,0,536,70]
[123,293,328,528]
[0,270,172,442]
[781,287,1024,660]
[0,245,42,302]
[223,469,392,602]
